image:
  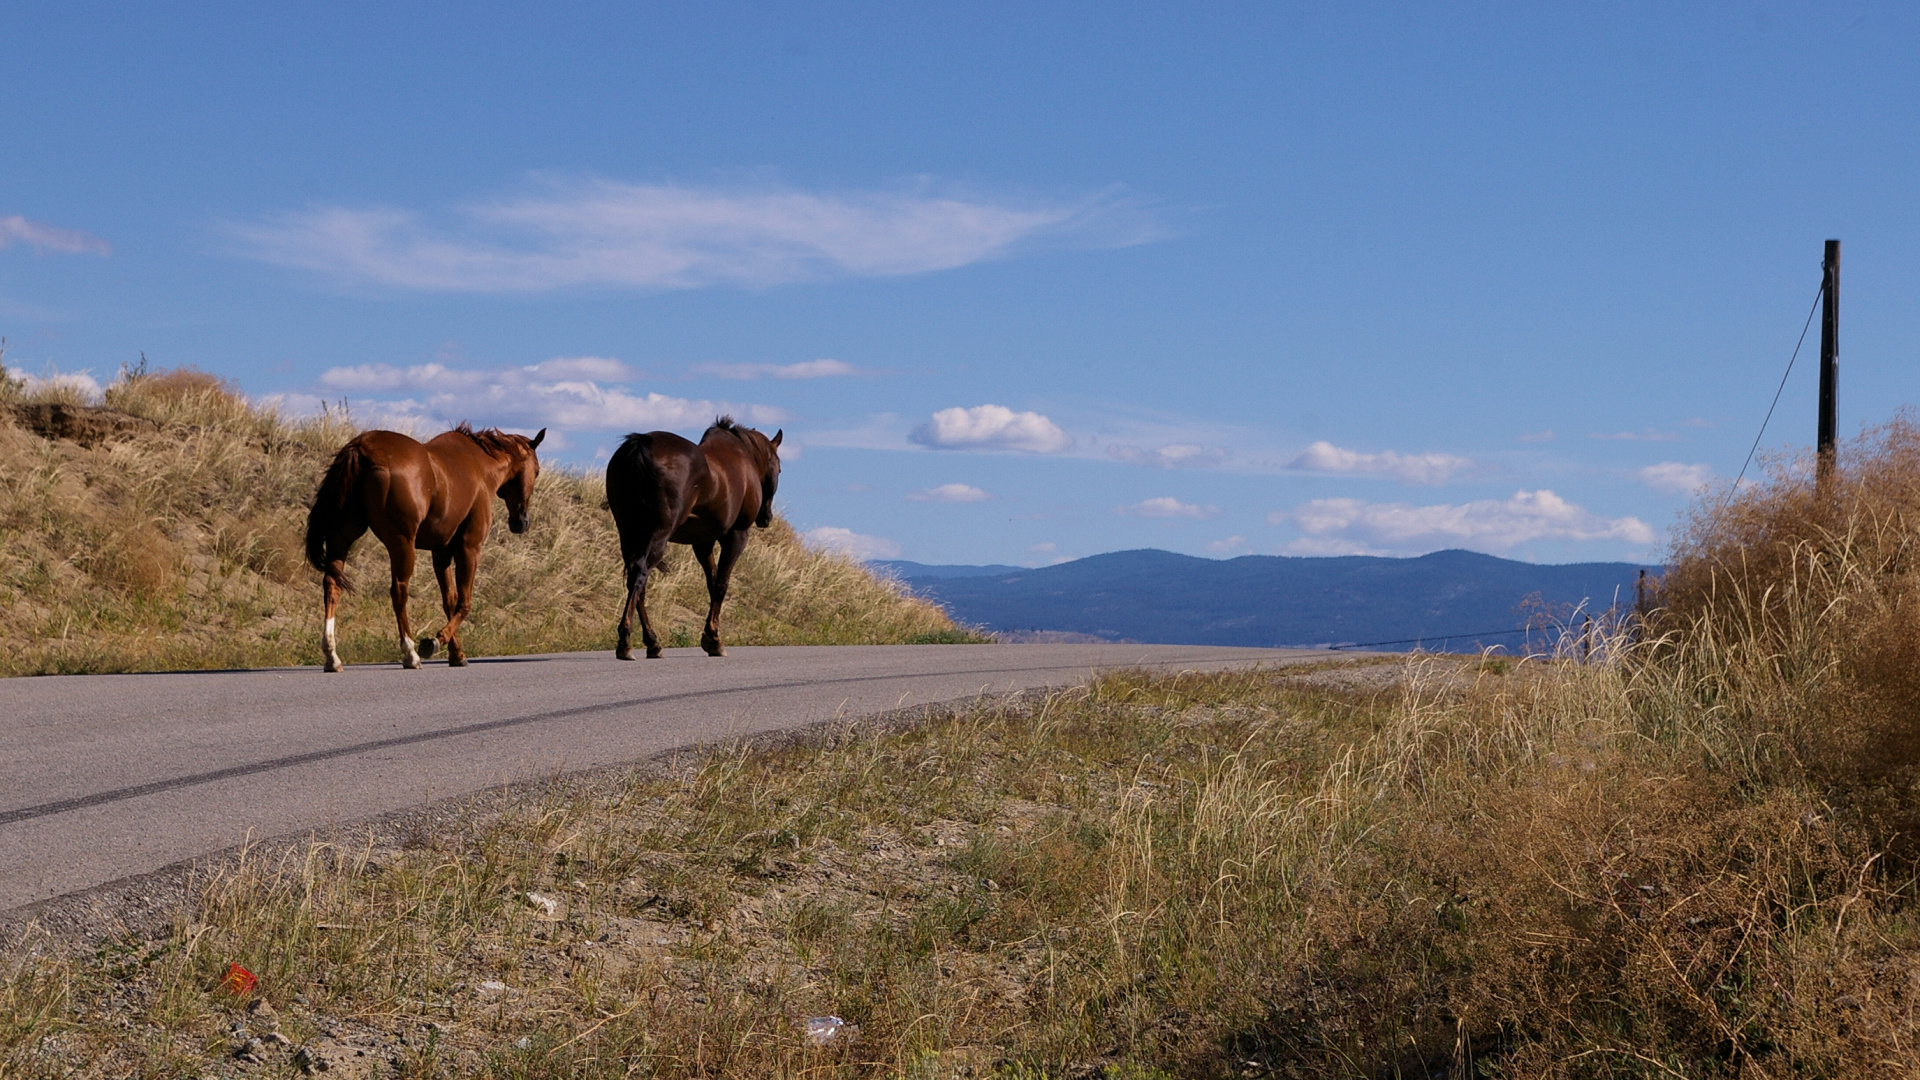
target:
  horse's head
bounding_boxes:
[500,428,546,534]
[756,428,783,529]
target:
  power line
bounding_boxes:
[1723,281,1825,509]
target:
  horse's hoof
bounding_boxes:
[323,659,342,673]
[448,656,468,668]
[418,636,438,658]
[645,647,663,659]
[402,656,421,670]
[703,644,726,657]
[616,647,635,661]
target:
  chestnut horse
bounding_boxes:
[606,417,782,660]
[304,424,545,672]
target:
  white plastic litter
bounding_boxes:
[525,892,561,917]
[804,1016,847,1046]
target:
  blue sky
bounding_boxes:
[4,3,1916,566]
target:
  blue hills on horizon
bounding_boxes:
[876,548,1658,652]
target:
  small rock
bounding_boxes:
[292,1045,330,1074]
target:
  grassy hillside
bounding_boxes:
[9,421,1920,1076]
[0,365,970,677]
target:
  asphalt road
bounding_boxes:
[0,643,1329,913]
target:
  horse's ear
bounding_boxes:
[770,429,783,449]
[530,428,546,450]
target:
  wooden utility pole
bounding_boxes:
[1817,239,1840,487]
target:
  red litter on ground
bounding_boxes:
[222,963,257,996]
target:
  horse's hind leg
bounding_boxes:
[618,557,648,661]
[321,568,346,673]
[619,532,670,660]
[387,538,422,669]
[698,531,749,657]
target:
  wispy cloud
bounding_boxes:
[801,526,901,560]
[0,215,110,256]
[1120,496,1217,519]
[230,178,1154,293]
[1108,443,1227,469]
[1206,535,1248,553]
[911,404,1071,454]
[1590,428,1681,442]
[690,358,857,380]
[1519,429,1555,443]
[1283,440,1475,485]
[909,483,991,503]
[1274,490,1655,556]
[313,357,781,437]
[1639,462,1714,494]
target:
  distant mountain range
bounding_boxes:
[876,549,1657,652]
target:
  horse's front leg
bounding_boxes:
[387,538,421,669]
[418,548,456,660]
[438,538,481,667]
[699,530,749,657]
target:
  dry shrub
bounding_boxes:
[1656,414,1920,830]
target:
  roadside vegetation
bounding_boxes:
[0,361,970,677]
[9,387,1920,1075]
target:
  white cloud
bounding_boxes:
[1206,535,1249,553]
[1519,430,1555,443]
[1274,489,1655,555]
[801,526,901,560]
[231,178,1153,293]
[691,358,856,380]
[313,358,781,435]
[911,404,1070,454]
[0,215,110,256]
[1640,462,1714,494]
[1121,497,1217,519]
[1030,542,1057,554]
[909,483,990,503]
[1108,443,1227,469]
[15,368,104,401]
[1283,440,1474,485]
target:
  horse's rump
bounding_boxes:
[305,437,370,577]
[607,431,708,550]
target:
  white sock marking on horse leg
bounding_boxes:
[403,634,421,669]
[324,617,340,667]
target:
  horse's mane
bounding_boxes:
[454,422,526,459]
[704,415,742,440]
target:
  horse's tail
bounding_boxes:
[607,432,669,561]
[305,439,366,578]
[607,431,659,504]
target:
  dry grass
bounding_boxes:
[10,389,1920,1076]
[6,633,1919,1077]
[0,366,970,677]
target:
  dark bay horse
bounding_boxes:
[305,424,545,672]
[606,417,782,660]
